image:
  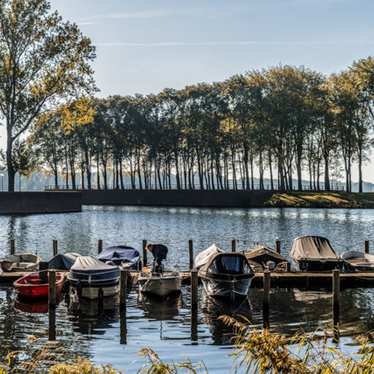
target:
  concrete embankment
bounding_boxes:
[0,192,82,214]
[82,190,374,209]
[82,190,274,208]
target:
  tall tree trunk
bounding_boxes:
[324,155,330,191]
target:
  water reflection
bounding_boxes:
[201,294,252,345]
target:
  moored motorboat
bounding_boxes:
[48,252,81,271]
[138,271,181,297]
[138,244,181,297]
[68,256,120,300]
[341,251,374,272]
[290,236,345,272]
[98,245,140,270]
[195,244,254,299]
[245,245,289,272]
[14,271,65,299]
[0,253,41,272]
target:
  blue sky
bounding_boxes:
[51,0,374,96]
[26,1,374,182]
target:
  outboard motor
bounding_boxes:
[147,244,168,273]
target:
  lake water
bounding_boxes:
[1,206,374,372]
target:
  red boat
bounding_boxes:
[14,272,65,299]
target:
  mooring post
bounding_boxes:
[263,270,271,330]
[10,239,15,255]
[191,269,198,341]
[142,240,147,268]
[332,269,340,341]
[275,240,281,254]
[365,240,370,254]
[53,240,58,257]
[120,269,128,344]
[48,270,56,341]
[231,239,237,252]
[188,240,194,270]
[98,239,103,254]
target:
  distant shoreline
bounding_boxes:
[80,190,374,209]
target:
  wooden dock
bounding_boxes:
[2,270,374,289]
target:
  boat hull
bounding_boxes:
[200,275,252,299]
[14,272,65,299]
[138,275,181,297]
[70,283,119,300]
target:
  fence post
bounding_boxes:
[191,269,198,341]
[365,240,370,254]
[98,239,103,254]
[10,239,15,255]
[53,240,58,257]
[142,240,147,268]
[48,270,56,341]
[275,240,281,254]
[263,270,271,329]
[120,269,128,344]
[231,239,236,252]
[332,269,340,341]
[188,240,194,270]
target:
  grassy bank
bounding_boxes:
[265,192,374,208]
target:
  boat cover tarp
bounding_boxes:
[0,253,41,272]
[290,236,338,261]
[71,256,118,272]
[98,246,140,265]
[48,252,80,270]
[245,245,287,264]
[69,256,120,285]
[194,244,224,270]
[342,251,374,268]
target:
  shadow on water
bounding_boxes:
[201,292,252,345]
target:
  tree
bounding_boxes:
[0,0,96,191]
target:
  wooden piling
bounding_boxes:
[10,239,15,255]
[98,239,103,254]
[263,270,271,329]
[48,270,56,341]
[120,270,128,308]
[275,240,281,254]
[365,240,370,254]
[142,240,147,268]
[120,269,128,344]
[332,269,340,341]
[231,239,236,252]
[188,240,194,270]
[191,269,198,341]
[53,240,58,257]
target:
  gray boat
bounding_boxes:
[195,244,254,299]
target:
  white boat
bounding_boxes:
[138,244,181,297]
[341,251,374,272]
[138,271,181,297]
[0,253,41,272]
[195,244,254,299]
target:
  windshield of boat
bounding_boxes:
[208,255,250,274]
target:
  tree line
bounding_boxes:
[30,58,374,192]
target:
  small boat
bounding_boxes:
[138,271,181,297]
[138,244,181,297]
[341,251,374,272]
[14,271,65,299]
[98,245,140,270]
[195,244,254,299]
[245,245,289,272]
[0,253,41,272]
[68,256,120,299]
[48,252,81,271]
[290,236,345,272]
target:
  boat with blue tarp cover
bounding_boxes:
[97,245,140,269]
